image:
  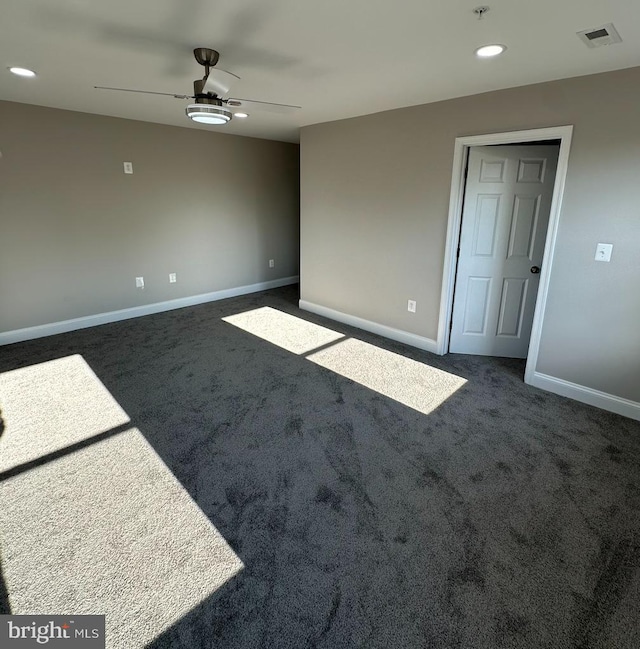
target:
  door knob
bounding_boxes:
[530,266,540,274]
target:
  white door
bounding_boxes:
[450,144,559,358]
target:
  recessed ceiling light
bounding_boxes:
[8,66,37,77]
[234,112,249,118]
[475,44,506,58]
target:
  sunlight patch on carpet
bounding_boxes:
[223,308,467,415]
[0,356,244,648]
[0,355,130,473]
[308,338,467,415]
[223,306,345,354]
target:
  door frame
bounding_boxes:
[436,125,574,384]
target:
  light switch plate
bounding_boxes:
[595,243,613,262]
[123,162,133,174]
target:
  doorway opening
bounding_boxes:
[436,126,574,386]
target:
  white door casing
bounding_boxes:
[449,144,559,358]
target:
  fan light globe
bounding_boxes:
[186,104,232,125]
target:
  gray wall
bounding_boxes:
[0,101,300,333]
[300,67,640,403]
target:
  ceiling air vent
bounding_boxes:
[577,23,622,48]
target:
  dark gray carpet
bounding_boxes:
[1,285,639,649]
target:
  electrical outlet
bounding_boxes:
[135,276,144,289]
[123,162,133,174]
[408,300,417,313]
[269,259,275,268]
[169,273,177,283]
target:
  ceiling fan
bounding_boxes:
[95,47,300,125]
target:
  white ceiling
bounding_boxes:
[1,0,639,143]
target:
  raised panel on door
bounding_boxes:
[472,195,500,257]
[496,278,528,337]
[517,158,547,183]
[462,277,491,335]
[479,159,506,183]
[507,195,541,261]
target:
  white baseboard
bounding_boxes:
[0,276,299,346]
[530,372,640,422]
[298,300,438,354]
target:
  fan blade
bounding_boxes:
[226,97,301,114]
[202,69,241,97]
[94,86,192,99]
